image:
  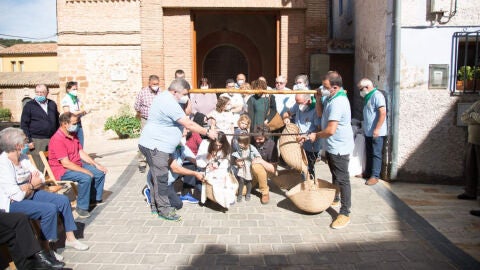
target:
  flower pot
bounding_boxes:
[456,80,464,91]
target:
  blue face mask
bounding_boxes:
[67,124,78,133]
[34,96,47,103]
[21,144,29,155]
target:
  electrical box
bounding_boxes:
[430,0,451,13]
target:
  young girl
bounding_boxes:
[196,132,236,208]
[232,135,262,202]
[208,96,235,142]
[232,114,251,152]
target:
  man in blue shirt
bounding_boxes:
[357,78,387,186]
[138,78,217,221]
[309,71,353,229]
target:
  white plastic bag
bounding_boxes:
[349,133,366,176]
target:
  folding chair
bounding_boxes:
[38,151,78,206]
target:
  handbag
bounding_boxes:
[265,96,285,131]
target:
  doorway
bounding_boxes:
[203,45,248,88]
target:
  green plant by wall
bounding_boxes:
[104,114,141,139]
[0,108,12,121]
[457,65,474,81]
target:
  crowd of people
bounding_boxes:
[0,69,393,268]
[135,70,391,231]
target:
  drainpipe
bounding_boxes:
[389,0,401,180]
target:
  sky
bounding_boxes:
[0,0,57,41]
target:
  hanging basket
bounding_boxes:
[285,178,337,214]
[271,170,304,190]
[202,173,239,209]
[278,123,309,175]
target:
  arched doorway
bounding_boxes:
[203,45,248,88]
[196,30,262,88]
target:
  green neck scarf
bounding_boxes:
[67,93,78,104]
[364,88,377,105]
[327,88,347,103]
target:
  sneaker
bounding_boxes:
[139,166,146,173]
[245,194,251,201]
[237,195,242,203]
[179,193,199,204]
[76,208,91,218]
[65,239,89,251]
[143,186,151,206]
[331,214,351,229]
[52,250,63,261]
[457,193,476,200]
[158,211,182,221]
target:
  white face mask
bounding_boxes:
[320,88,330,97]
[299,104,308,112]
[360,89,368,98]
[69,90,78,96]
[225,104,232,111]
[200,86,208,89]
[237,79,244,86]
[295,83,306,90]
[151,86,159,92]
[178,95,189,104]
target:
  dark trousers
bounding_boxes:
[464,143,480,197]
[326,152,351,216]
[305,150,319,178]
[237,177,252,197]
[0,212,41,267]
[139,145,172,215]
[365,136,384,179]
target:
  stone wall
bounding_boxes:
[57,46,142,139]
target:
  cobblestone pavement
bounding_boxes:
[56,136,479,270]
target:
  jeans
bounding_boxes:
[72,121,85,147]
[61,162,105,211]
[365,136,384,179]
[9,190,77,241]
[139,145,171,215]
[326,152,351,216]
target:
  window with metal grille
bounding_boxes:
[450,31,480,95]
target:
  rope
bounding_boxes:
[220,131,310,137]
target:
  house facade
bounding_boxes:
[354,0,480,183]
[0,43,60,121]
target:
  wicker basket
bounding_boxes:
[278,123,309,175]
[285,178,337,214]
[203,173,239,208]
[271,170,304,190]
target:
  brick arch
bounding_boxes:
[196,31,262,86]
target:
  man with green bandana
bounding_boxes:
[309,71,353,229]
[357,78,387,186]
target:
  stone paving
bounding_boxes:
[56,136,479,270]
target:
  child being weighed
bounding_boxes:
[232,135,263,202]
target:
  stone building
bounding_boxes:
[56,0,351,137]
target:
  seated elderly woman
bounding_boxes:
[0,127,89,257]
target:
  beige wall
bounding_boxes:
[1,55,57,72]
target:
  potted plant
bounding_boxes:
[0,108,12,122]
[104,107,141,139]
[457,65,474,90]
